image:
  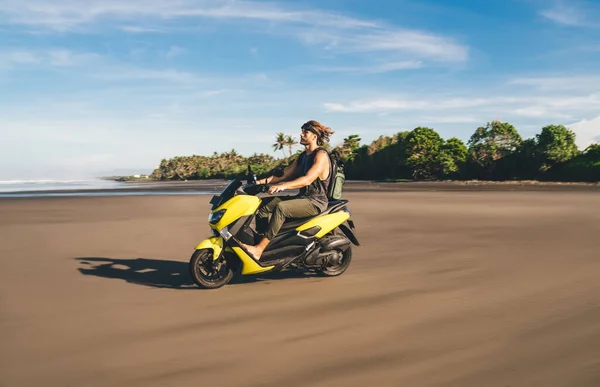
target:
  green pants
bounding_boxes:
[256,196,319,240]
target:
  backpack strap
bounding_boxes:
[313,147,336,199]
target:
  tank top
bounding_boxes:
[295,147,331,212]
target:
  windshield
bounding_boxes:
[209,179,242,209]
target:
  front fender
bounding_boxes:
[195,236,224,260]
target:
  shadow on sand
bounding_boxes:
[74,257,311,289]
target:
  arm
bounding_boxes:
[257,158,299,185]
[270,151,328,193]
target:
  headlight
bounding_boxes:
[209,209,226,224]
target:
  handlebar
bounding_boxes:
[242,182,270,195]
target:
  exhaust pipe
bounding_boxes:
[321,235,351,252]
[304,236,351,267]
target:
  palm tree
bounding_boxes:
[284,135,298,157]
[343,134,361,152]
[331,134,362,162]
[272,132,286,158]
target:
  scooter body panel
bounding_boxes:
[295,211,350,238]
[232,247,275,275]
[210,195,261,231]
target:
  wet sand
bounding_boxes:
[3,179,599,196]
[1,188,600,386]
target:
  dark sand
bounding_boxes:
[1,187,600,386]
[3,179,599,196]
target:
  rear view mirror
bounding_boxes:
[246,165,257,184]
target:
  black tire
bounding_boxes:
[189,248,233,289]
[318,245,352,277]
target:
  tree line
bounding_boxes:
[150,121,599,182]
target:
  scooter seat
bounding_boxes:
[279,216,315,231]
[279,199,348,232]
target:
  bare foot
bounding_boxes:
[241,243,263,261]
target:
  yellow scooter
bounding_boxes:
[189,168,359,289]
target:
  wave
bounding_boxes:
[0,179,96,185]
[0,179,126,193]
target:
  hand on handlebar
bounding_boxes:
[242,182,286,195]
[268,183,287,195]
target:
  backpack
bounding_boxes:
[296,147,346,201]
[325,148,346,201]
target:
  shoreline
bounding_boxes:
[1,179,599,197]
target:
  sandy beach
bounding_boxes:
[1,185,600,386]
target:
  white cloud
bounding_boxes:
[510,75,600,91]
[314,60,423,74]
[0,51,40,65]
[541,5,584,26]
[0,47,205,85]
[120,25,165,33]
[324,96,514,113]
[568,115,600,149]
[165,46,187,59]
[321,86,600,144]
[514,107,570,119]
[419,115,481,124]
[47,49,78,66]
[324,93,600,114]
[0,49,98,68]
[0,0,377,30]
[348,31,467,62]
[324,99,423,112]
[0,0,468,64]
[297,28,467,62]
[90,66,204,84]
[540,1,599,27]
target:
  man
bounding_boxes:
[241,120,334,260]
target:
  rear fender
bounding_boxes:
[340,221,360,246]
[195,237,224,260]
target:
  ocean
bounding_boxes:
[0,179,130,192]
[0,179,214,198]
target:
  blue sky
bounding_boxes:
[1,0,599,180]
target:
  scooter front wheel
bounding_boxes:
[189,248,233,289]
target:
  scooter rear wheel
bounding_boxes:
[189,248,233,289]
[318,246,352,277]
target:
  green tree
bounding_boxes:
[405,127,445,179]
[549,143,600,182]
[512,138,541,180]
[584,143,600,157]
[346,131,412,180]
[440,137,468,178]
[467,120,522,179]
[343,134,361,150]
[146,124,599,183]
[340,134,361,162]
[536,124,579,172]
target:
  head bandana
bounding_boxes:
[301,123,321,139]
